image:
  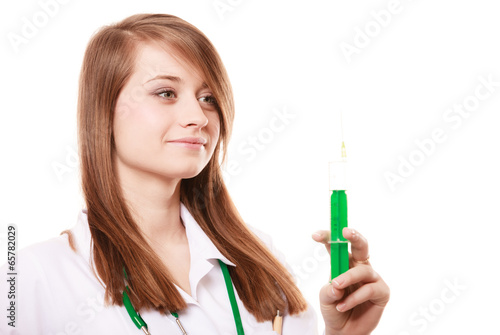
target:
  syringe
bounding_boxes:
[329,114,349,280]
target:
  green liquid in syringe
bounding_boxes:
[330,190,349,280]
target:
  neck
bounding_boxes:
[116,164,186,247]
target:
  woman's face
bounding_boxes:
[113,42,220,182]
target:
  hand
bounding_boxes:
[312,228,390,335]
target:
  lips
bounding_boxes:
[167,137,207,150]
[168,137,207,145]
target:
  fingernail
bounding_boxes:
[312,232,322,238]
[331,286,337,299]
[336,303,346,312]
[332,277,344,288]
[350,228,358,241]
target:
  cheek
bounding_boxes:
[113,101,169,155]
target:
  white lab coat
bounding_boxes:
[0,203,319,334]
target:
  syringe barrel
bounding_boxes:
[330,190,349,279]
[329,160,348,191]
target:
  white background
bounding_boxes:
[1,0,500,334]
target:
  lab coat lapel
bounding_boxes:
[180,203,235,302]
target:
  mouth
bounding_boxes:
[167,137,207,150]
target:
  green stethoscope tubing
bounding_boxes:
[219,260,245,335]
[122,260,245,335]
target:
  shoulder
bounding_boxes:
[0,232,84,291]
[11,232,78,269]
[0,215,94,291]
[6,209,97,282]
[23,232,73,256]
[0,233,87,333]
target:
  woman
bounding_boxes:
[0,13,389,334]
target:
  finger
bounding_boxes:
[331,263,378,290]
[335,281,390,312]
[343,228,369,264]
[312,230,331,254]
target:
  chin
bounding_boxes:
[174,166,206,180]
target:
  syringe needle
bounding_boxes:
[340,111,347,160]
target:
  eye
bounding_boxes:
[156,89,176,99]
[198,95,217,105]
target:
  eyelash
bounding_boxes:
[155,89,217,105]
[156,89,176,99]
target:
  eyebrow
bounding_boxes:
[144,74,209,88]
[145,74,182,84]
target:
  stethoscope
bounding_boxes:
[122,260,245,335]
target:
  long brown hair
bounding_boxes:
[68,13,307,321]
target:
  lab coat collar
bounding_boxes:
[180,202,235,267]
[180,202,235,302]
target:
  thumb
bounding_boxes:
[319,282,347,330]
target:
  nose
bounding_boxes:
[179,95,209,129]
